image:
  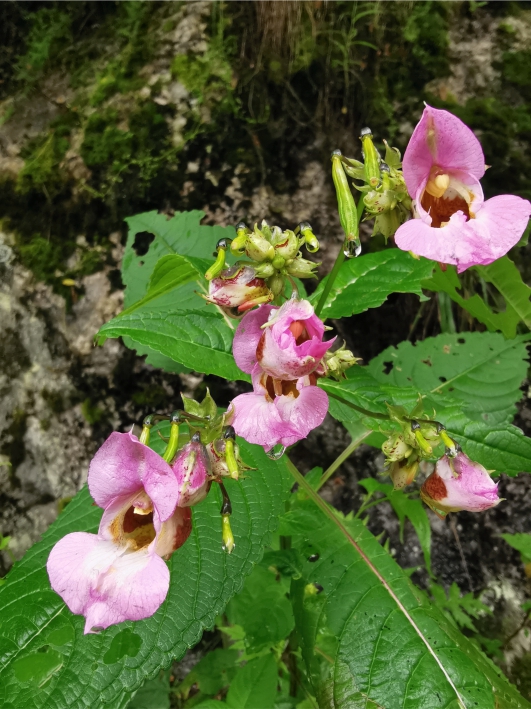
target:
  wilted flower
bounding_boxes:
[389,459,419,490]
[172,432,212,507]
[420,452,501,516]
[394,105,531,272]
[47,432,192,634]
[230,365,328,451]
[233,299,334,381]
[204,262,273,314]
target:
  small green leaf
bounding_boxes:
[501,533,531,563]
[310,250,434,319]
[225,654,278,709]
[127,670,171,709]
[477,256,531,332]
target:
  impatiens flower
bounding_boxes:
[172,432,212,507]
[47,432,192,634]
[204,262,273,314]
[230,363,328,450]
[420,452,501,516]
[394,105,531,272]
[233,299,335,380]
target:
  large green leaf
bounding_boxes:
[477,256,531,331]
[97,309,245,381]
[0,439,290,709]
[321,332,531,474]
[225,654,278,709]
[107,210,237,374]
[310,249,434,319]
[282,501,530,709]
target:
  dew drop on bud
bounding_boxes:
[331,149,342,157]
[360,126,372,138]
[266,444,286,460]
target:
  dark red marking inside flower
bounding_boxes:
[422,472,447,501]
[173,507,192,551]
[421,192,470,228]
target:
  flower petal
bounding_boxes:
[233,304,276,373]
[274,385,329,447]
[88,432,179,521]
[457,195,531,272]
[47,532,169,633]
[231,391,297,450]
[394,212,468,265]
[403,106,485,198]
[155,507,192,558]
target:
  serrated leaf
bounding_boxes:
[284,502,529,709]
[97,310,245,381]
[500,533,531,563]
[0,440,290,709]
[127,670,171,709]
[225,654,278,709]
[477,257,531,332]
[321,332,531,474]
[422,264,521,339]
[309,250,434,319]
[114,210,237,374]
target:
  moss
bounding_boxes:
[16,236,64,284]
[81,398,105,425]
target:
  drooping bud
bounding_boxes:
[205,239,229,281]
[162,412,181,463]
[410,420,433,456]
[139,415,154,445]
[221,514,235,553]
[173,432,212,507]
[204,262,273,315]
[299,222,320,254]
[389,459,419,490]
[420,452,501,517]
[360,127,381,188]
[230,222,250,255]
[331,150,360,254]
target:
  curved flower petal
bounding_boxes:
[155,507,192,558]
[258,299,335,380]
[458,194,531,272]
[394,211,469,265]
[233,304,275,373]
[274,384,329,447]
[88,432,179,522]
[47,532,170,633]
[230,391,295,449]
[403,106,485,198]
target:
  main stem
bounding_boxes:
[316,431,370,491]
[326,390,391,420]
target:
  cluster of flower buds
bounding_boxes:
[203,221,321,317]
[382,402,500,516]
[47,391,252,633]
[338,129,412,240]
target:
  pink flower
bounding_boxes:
[172,433,212,507]
[230,364,328,450]
[233,299,335,380]
[420,452,501,516]
[205,263,272,313]
[47,432,192,634]
[394,105,531,272]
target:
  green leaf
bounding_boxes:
[283,502,529,709]
[0,440,290,709]
[127,670,171,709]
[226,566,294,652]
[310,250,434,319]
[477,257,531,332]
[422,264,520,339]
[112,210,237,374]
[500,533,531,563]
[321,332,531,474]
[225,654,278,709]
[97,310,245,381]
[177,648,238,697]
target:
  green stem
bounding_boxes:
[316,431,370,491]
[314,196,365,319]
[285,457,466,709]
[326,390,390,420]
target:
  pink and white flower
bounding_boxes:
[420,451,501,516]
[47,432,192,634]
[394,105,531,272]
[230,364,328,450]
[233,299,335,380]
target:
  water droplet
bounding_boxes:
[308,554,320,562]
[266,445,286,460]
[344,240,362,258]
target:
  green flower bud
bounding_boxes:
[267,274,285,297]
[230,222,250,255]
[382,433,413,462]
[272,254,286,270]
[389,459,419,490]
[274,229,300,260]
[205,239,229,281]
[325,344,359,380]
[331,150,360,251]
[286,256,319,279]
[246,231,275,262]
[254,262,275,278]
[299,222,320,253]
[360,127,381,188]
